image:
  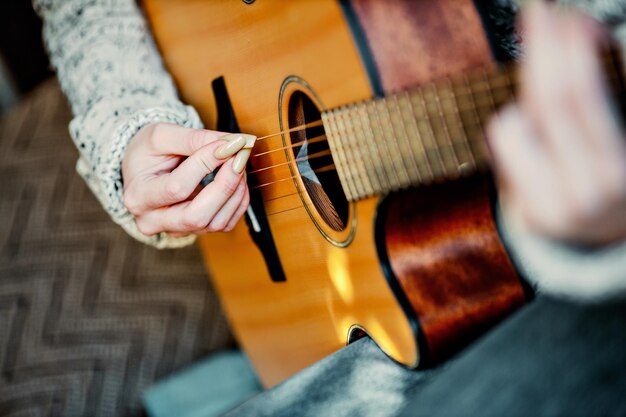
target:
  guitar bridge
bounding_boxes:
[212,76,287,283]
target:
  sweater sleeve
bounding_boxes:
[498,204,626,302]
[33,0,200,248]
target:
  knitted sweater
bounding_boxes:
[34,0,626,301]
[34,0,200,249]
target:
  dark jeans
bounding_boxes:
[226,296,626,417]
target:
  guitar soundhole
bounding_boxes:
[288,91,349,231]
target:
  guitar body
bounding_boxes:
[144,0,527,387]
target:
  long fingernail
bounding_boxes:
[214,135,246,159]
[220,133,257,149]
[233,149,251,173]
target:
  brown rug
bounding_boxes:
[0,79,234,417]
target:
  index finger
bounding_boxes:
[148,123,226,156]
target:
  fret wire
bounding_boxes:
[469,69,515,92]
[450,69,517,107]
[323,111,357,200]
[458,93,511,110]
[372,99,401,189]
[333,108,361,198]
[446,78,476,171]
[375,98,406,189]
[337,106,370,198]
[380,96,412,188]
[361,101,392,192]
[432,81,461,178]
[336,108,365,199]
[415,85,446,179]
[428,83,455,176]
[479,68,500,167]
[344,104,376,197]
[404,90,434,182]
[392,93,422,185]
[350,105,382,195]
[368,99,401,190]
[355,101,383,193]
[461,72,489,164]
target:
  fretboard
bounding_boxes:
[322,66,517,202]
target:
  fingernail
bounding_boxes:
[233,149,251,174]
[221,133,257,149]
[214,135,246,159]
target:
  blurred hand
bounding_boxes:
[122,123,252,237]
[488,1,626,246]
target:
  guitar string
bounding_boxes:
[244,70,519,164]
[236,54,623,217]
[242,56,621,153]
[246,133,488,202]
[231,137,481,220]
[242,69,517,147]
[246,118,490,188]
[247,61,622,182]
[251,134,328,157]
[241,70,525,197]
[236,61,619,198]
[254,120,324,141]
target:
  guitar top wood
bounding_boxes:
[143,0,526,387]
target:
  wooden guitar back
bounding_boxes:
[143,0,525,386]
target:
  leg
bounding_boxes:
[225,336,434,417]
[399,296,626,416]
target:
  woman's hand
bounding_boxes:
[488,1,626,246]
[122,123,253,237]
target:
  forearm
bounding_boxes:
[34,0,201,248]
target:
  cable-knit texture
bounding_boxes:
[34,0,201,248]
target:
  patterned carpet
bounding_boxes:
[0,80,235,417]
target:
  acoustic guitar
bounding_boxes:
[142,0,537,387]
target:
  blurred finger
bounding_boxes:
[488,104,564,227]
[562,15,626,195]
[521,2,604,212]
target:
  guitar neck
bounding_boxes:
[321,65,517,202]
[322,47,626,203]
